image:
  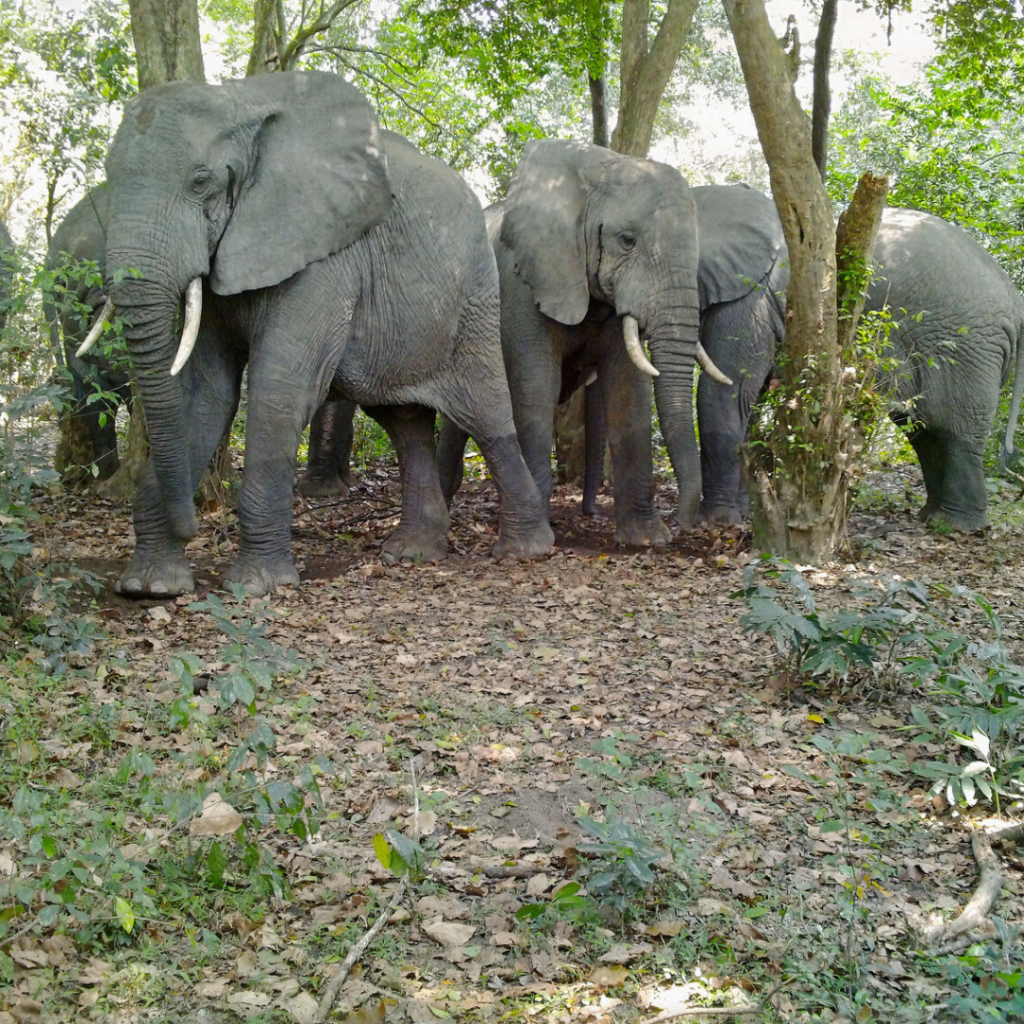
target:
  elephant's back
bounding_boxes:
[47,187,109,284]
[870,209,1020,318]
[378,132,495,297]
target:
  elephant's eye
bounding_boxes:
[618,231,637,251]
[189,167,215,193]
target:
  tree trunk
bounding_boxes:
[835,173,888,352]
[127,0,205,90]
[724,0,845,562]
[94,387,148,502]
[246,0,284,75]
[811,0,838,181]
[611,0,700,157]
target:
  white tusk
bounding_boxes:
[170,278,203,377]
[75,297,115,357]
[697,342,733,385]
[623,315,659,377]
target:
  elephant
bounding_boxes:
[437,139,732,544]
[43,186,135,483]
[688,187,1024,531]
[94,70,552,597]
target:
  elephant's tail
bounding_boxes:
[999,312,1024,471]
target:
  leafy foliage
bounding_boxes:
[734,556,1024,810]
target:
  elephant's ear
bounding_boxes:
[695,184,786,308]
[500,140,593,325]
[211,71,392,296]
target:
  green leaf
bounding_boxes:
[206,840,227,887]
[373,833,392,871]
[115,896,134,934]
[819,818,846,834]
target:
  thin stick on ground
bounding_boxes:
[314,876,409,1023]
[645,979,789,1021]
[315,757,422,1022]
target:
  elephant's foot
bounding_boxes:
[698,502,743,526]
[923,507,989,534]
[381,527,449,564]
[117,549,195,598]
[296,471,351,499]
[223,554,301,597]
[614,516,671,547]
[494,521,555,559]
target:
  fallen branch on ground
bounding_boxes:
[314,876,409,1023]
[911,822,1023,951]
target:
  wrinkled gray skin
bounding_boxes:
[438,140,704,543]
[103,70,552,598]
[693,187,1024,531]
[0,218,13,334]
[44,186,134,482]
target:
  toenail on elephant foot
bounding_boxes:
[494,522,554,559]
[614,518,671,547]
[381,530,449,564]
[222,556,301,597]
[924,508,989,534]
[116,553,195,598]
[296,473,351,499]
[699,503,743,526]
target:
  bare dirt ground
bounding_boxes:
[5,457,1024,1024]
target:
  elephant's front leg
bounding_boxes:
[363,404,450,563]
[600,350,670,547]
[118,340,243,597]
[226,377,316,596]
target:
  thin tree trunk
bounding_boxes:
[611,0,700,157]
[589,76,609,148]
[127,0,205,90]
[724,0,845,562]
[811,0,838,181]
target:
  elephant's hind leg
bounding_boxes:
[906,424,989,531]
[297,399,356,498]
[364,404,450,563]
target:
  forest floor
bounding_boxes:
[3,451,1024,1024]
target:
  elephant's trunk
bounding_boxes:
[645,298,702,526]
[105,246,199,540]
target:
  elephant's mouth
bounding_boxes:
[76,277,204,379]
[622,314,732,385]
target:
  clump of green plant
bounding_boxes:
[734,557,1024,810]
[575,814,665,921]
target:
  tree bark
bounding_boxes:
[724,0,846,562]
[246,0,284,75]
[811,0,838,181]
[611,0,700,157]
[835,173,888,352]
[127,0,205,90]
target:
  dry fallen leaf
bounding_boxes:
[190,794,243,836]
[423,919,476,946]
[588,965,629,987]
[283,991,319,1024]
[641,920,684,937]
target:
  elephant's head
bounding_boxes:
[101,70,391,538]
[500,139,718,523]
